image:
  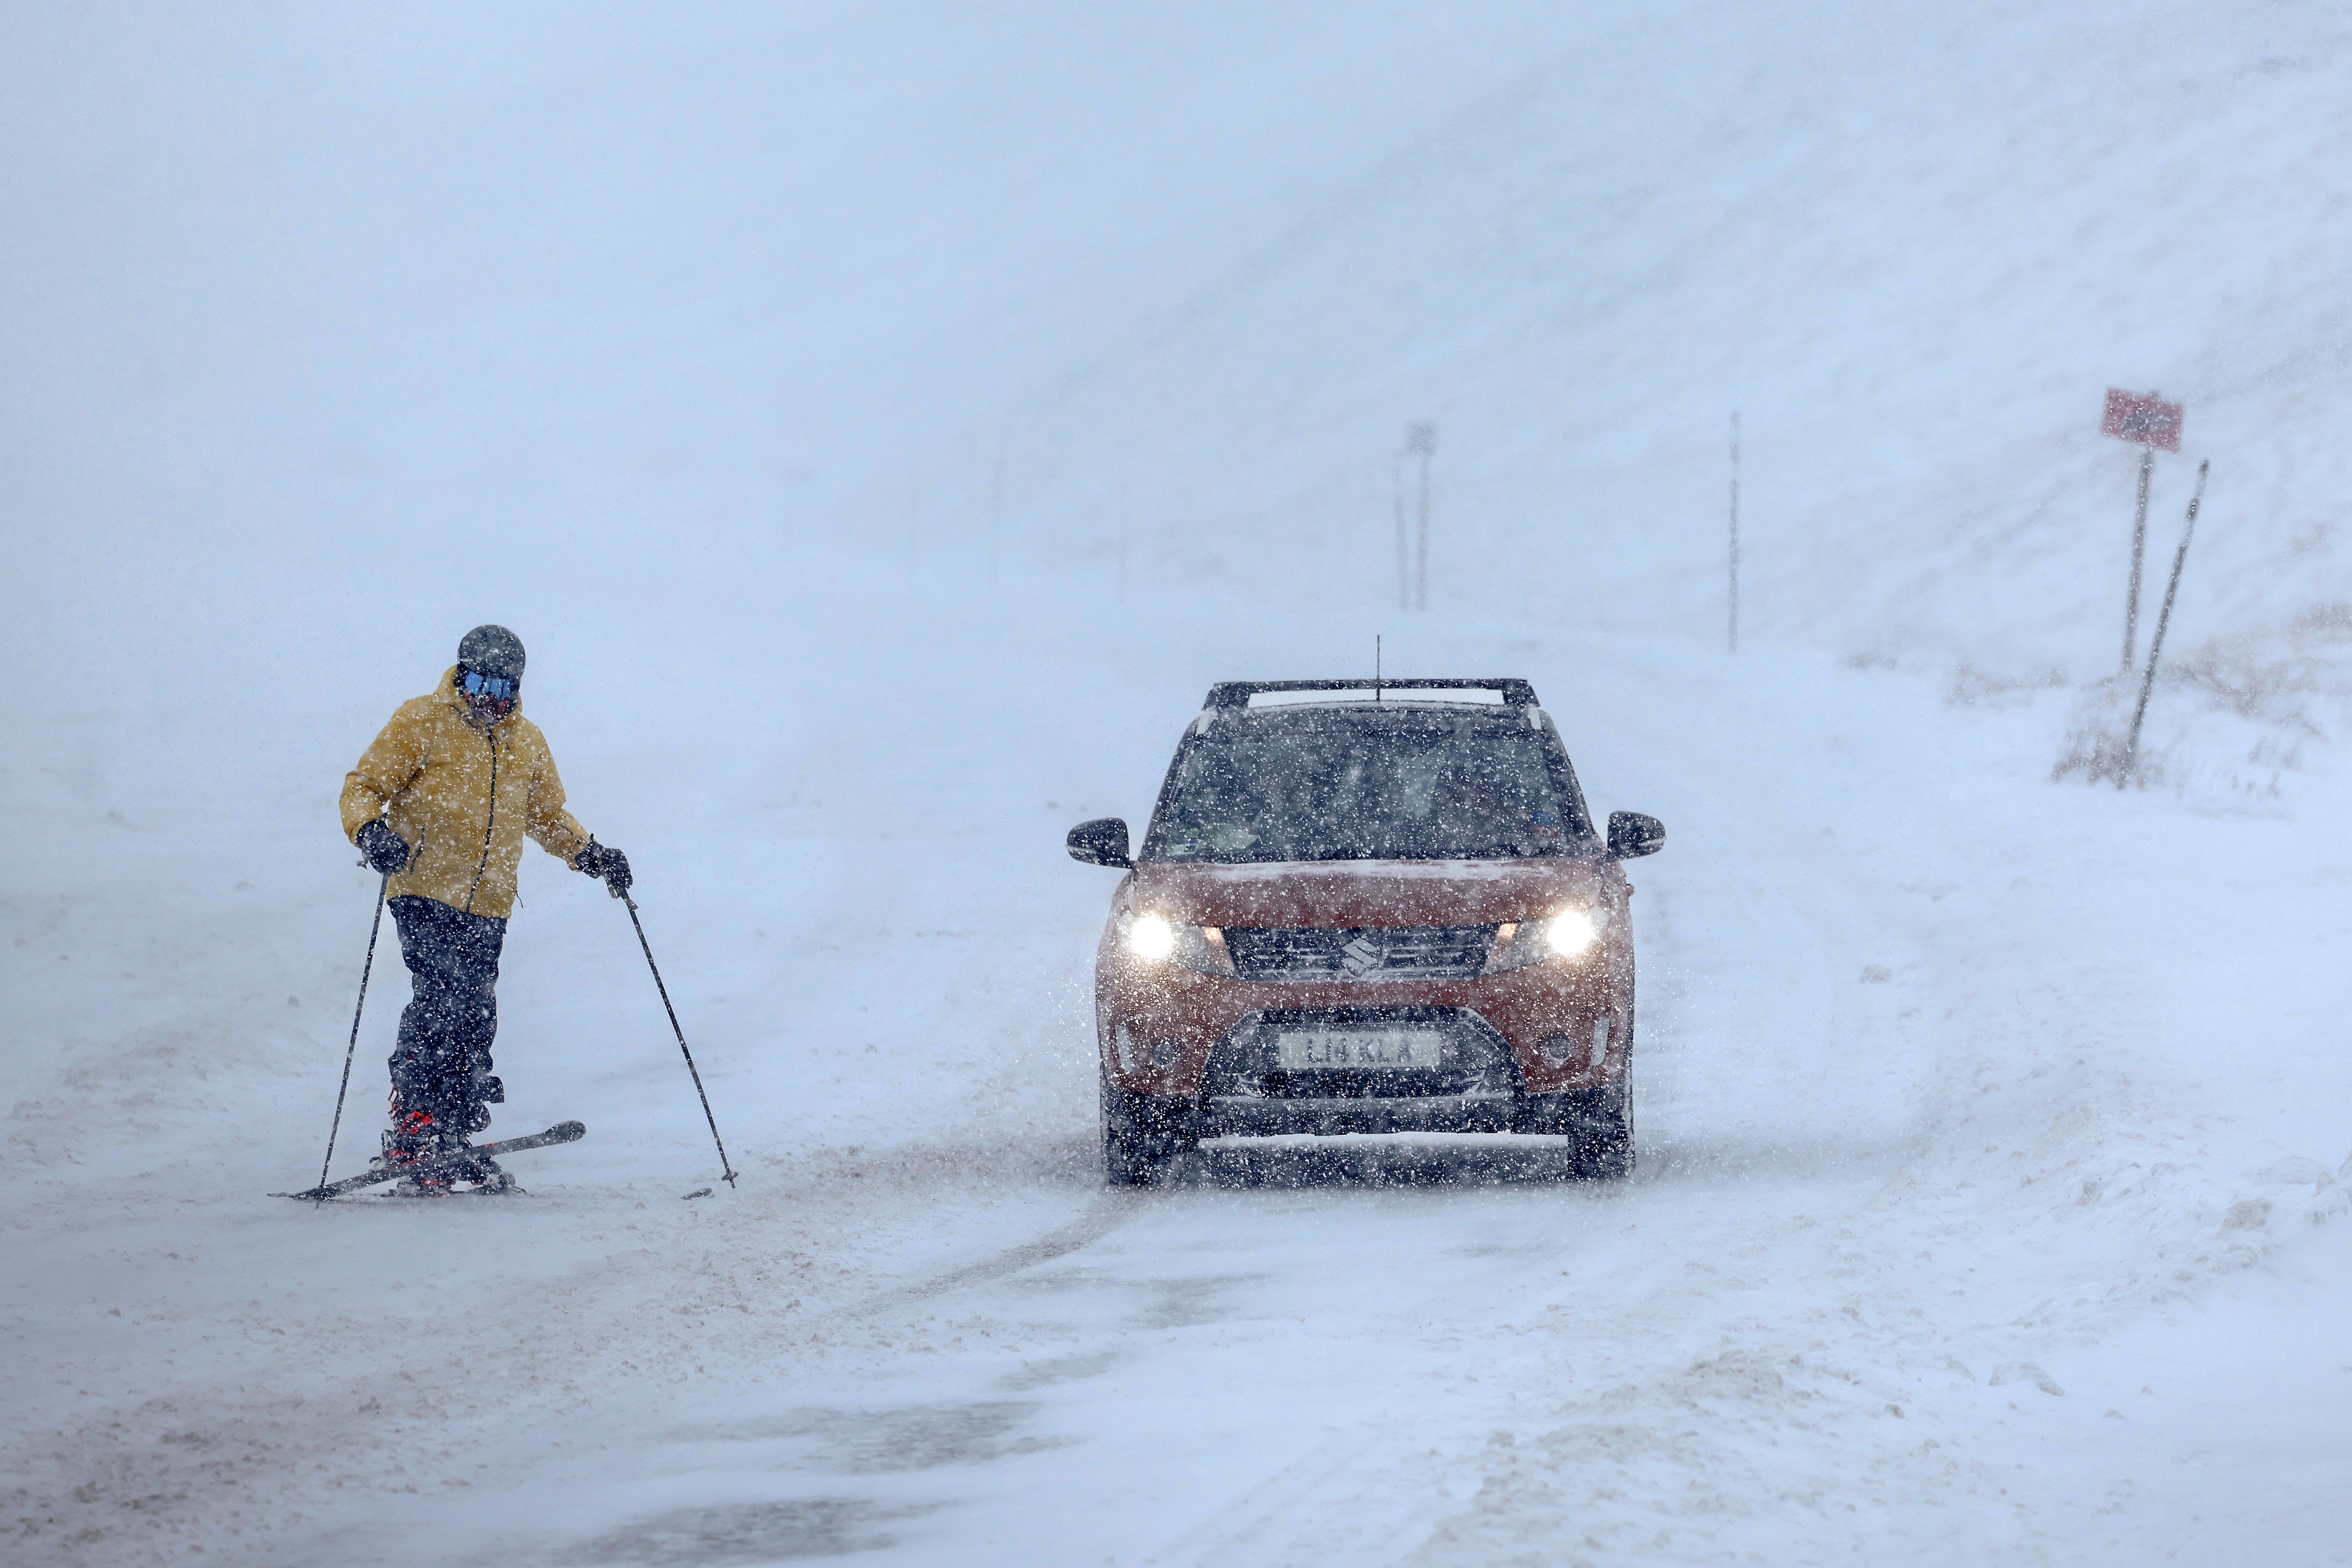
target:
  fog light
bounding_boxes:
[1539,1033,1577,1065]
[1151,1037,1181,1068]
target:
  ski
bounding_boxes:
[276,1120,586,1201]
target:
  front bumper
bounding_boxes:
[1198,1005,1517,1136]
[1096,943,1631,1118]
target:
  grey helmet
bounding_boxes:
[457,624,526,683]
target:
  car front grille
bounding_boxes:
[1222,924,1496,982]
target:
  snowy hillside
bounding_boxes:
[941,1,2352,659]
[7,3,2352,1564]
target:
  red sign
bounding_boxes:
[2102,388,2183,452]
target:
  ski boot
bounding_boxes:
[445,1097,520,1193]
[450,1147,522,1194]
[375,1119,453,1197]
[462,1161,523,1195]
[385,1163,453,1197]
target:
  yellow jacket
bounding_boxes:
[340,666,595,920]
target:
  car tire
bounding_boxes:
[1517,998,1635,1180]
[1578,999,1635,1179]
[1570,1075,1634,1180]
[1516,1078,1634,1179]
[1101,1067,1193,1186]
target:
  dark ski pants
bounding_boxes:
[387,895,507,1150]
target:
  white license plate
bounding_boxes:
[1275,1030,1445,1070]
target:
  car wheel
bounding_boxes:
[1100,1066,1192,1186]
[1571,1074,1634,1180]
[1577,1000,1635,1179]
[1515,1078,1634,1179]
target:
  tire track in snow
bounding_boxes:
[832,1191,1144,1320]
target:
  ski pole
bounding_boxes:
[310,872,391,1199]
[614,883,738,1187]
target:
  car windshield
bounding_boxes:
[1154,715,1581,863]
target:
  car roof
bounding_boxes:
[1205,678,1538,709]
[1186,697,1557,740]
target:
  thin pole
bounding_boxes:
[1393,453,1409,612]
[1729,411,1741,655]
[311,873,390,1197]
[1415,446,1431,612]
[619,891,738,1186]
[2122,446,2153,674]
[2121,459,2209,787]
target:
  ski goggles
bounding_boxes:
[461,669,519,702]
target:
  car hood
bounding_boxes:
[1130,858,1611,928]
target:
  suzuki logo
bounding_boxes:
[1339,934,1384,978]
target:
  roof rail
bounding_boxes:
[1205,678,1539,709]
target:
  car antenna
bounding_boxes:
[1375,634,1382,700]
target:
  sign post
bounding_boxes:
[2120,460,2211,786]
[2100,388,2184,674]
[1392,450,1409,612]
[1406,422,1437,612]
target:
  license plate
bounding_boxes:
[1275,1030,1445,1070]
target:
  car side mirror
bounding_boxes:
[1607,811,1665,860]
[1066,817,1133,869]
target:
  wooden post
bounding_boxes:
[2100,388,2184,676]
[2120,459,2210,787]
[2122,446,2153,674]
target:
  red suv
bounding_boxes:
[1067,678,1664,1184]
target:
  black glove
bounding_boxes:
[357,819,414,875]
[574,840,632,894]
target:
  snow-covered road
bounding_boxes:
[10,610,2349,1566]
[13,2,2352,1560]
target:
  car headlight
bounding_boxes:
[1126,913,1177,960]
[1484,905,1608,973]
[1118,911,1233,975]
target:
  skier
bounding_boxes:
[339,625,631,1193]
